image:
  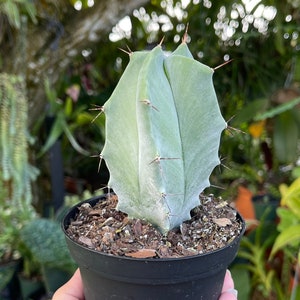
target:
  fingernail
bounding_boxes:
[226,288,238,297]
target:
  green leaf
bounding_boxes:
[277,207,299,232]
[282,184,300,220]
[20,219,76,272]
[64,97,73,117]
[76,111,103,126]
[3,1,20,28]
[234,98,268,124]
[274,15,285,55]
[44,79,60,114]
[23,1,37,24]
[40,110,90,156]
[254,97,300,121]
[292,167,300,179]
[271,224,300,257]
[63,122,90,156]
[39,113,65,155]
[273,111,298,163]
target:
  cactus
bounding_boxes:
[101,39,227,234]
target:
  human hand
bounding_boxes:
[52,268,237,300]
[219,269,238,300]
[52,268,84,300]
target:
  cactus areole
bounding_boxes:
[101,41,227,234]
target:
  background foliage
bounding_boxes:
[0,0,300,298]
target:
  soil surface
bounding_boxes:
[66,194,243,258]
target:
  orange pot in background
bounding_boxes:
[234,185,257,232]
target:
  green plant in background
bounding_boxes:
[252,95,300,166]
[219,94,300,201]
[0,74,38,260]
[16,188,104,293]
[234,174,300,300]
[20,218,77,273]
[271,177,300,300]
[64,188,103,207]
[20,218,77,295]
[0,73,39,289]
[218,130,268,198]
[56,188,104,223]
[40,79,93,156]
[235,211,284,299]
[101,37,226,233]
[0,0,36,30]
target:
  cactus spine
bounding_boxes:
[101,41,226,234]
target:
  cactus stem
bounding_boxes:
[149,155,165,180]
[102,41,227,232]
[157,158,167,181]
[140,99,159,111]
[89,104,104,123]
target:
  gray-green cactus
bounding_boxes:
[101,40,227,234]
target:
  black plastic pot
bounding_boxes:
[62,195,245,300]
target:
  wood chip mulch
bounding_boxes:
[66,194,243,259]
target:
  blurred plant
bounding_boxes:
[18,187,105,294]
[0,73,39,291]
[20,218,77,295]
[40,79,93,156]
[56,188,104,222]
[34,76,106,184]
[253,93,300,166]
[0,73,38,262]
[219,92,300,200]
[219,130,268,196]
[0,0,37,30]
[234,175,300,299]
[63,188,104,208]
[20,218,76,274]
[236,211,284,299]
[112,0,300,109]
[271,177,300,300]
